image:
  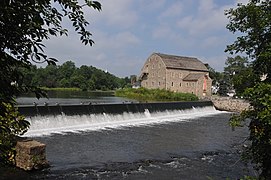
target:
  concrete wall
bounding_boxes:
[18,101,214,117]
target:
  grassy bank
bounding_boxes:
[41,87,82,91]
[115,88,198,102]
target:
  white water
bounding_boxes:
[24,106,226,137]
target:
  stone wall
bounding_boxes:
[211,96,250,112]
[140,53,212,98]
[15,139,48,170]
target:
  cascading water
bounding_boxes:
[24,106,224,137]
[3,104,254,179]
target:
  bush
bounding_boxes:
[230,83,271,178]
[0,102,29,165]
[115,88,198,102]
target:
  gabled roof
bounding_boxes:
[155,53,208,72]
[183,73,205,81]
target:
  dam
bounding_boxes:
[18,100,213,116]
[18,101,215,137]
[5,100,254,179]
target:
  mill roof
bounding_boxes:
[183,73,205,81]
[155,53,208,72]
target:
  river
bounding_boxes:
[0,92,255,179]
[16,91,136,105]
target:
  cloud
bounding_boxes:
[152,25,174,39]
[201,36,225,49]
[86,0,138,29]
[42,0,250,77]
[177,1,230,36]
[93,30,141,51]
[236,0,249,5]
[198,0,216,14]
[159,1,184,18]
[137,0,166,11]
[200,54,228,72]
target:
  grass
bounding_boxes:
[40,87,82,91]
[115,88,199,102]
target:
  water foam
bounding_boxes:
[24,106,225,137]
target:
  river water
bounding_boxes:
[1,106,255,179]
[16,91,136,105]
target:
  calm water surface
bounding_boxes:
[17,90,136,105]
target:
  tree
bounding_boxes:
[225,0,271,178]
[231,65,259,95]
[20,60,130,91]
[224,56,248,80]
[217,76,230,96]
[0,0,101,165]
[224,56,259,95]
[205,64,222,86]
[58,61,77,80]
[225,0,271,82]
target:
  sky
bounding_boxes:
[43,0,249,77]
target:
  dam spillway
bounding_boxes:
[18,101,220,137]
[18,101,213,117]
[11,101,254,179]
[10,100,254,179]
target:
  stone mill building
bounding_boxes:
[139,53,212,98]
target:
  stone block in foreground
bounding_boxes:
[15,139,49,171]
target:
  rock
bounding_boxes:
[211,96,250,112]
[15,139,49,171]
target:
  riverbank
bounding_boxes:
[211,96,250,112]
[115,88,198,102]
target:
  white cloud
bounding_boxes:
[159,1,184,18]
[42,0,250,76]
[200,54,228,72]
[115,31,141,45]
[152,26,174,39]
[236,0,249,5]
[138,0,166,11]
[43,28,141,76]
[85,0,138,29]
[198,0,216,14]
[177,1,229,36]
[94,30,141,50]
[201,36,224,49]
[95,53,107,61]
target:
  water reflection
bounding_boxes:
[17,90,137,105]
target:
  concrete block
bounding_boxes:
[15,139,48,171]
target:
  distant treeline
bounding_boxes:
[21,61,131,91]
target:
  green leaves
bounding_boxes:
[225,0,271,82]
[226,1,271,177]
[85,0,102,11]
[0,102,29,165]
[1,0,102,64]
[0,0,101,165]
[230,83,271,177]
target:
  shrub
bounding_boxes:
[230,83,271,177]
[115,88,198,102]
[0,102,29,165]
